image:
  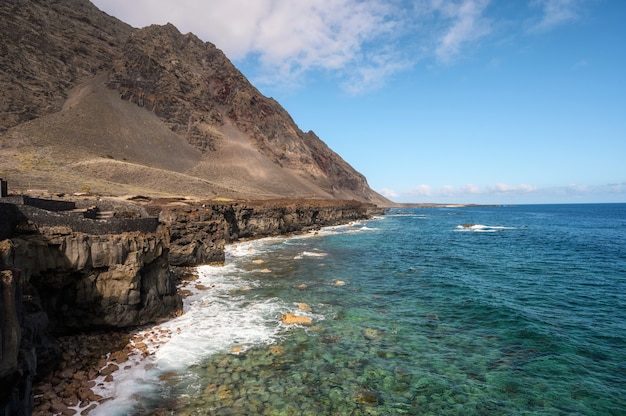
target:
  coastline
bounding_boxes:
[0,196,383,415]
[28,204,626,415]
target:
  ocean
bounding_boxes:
[92,203,626,415]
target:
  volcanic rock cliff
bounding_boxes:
[0,0,391,206]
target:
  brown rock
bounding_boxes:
[62,395,79,408]
[134,342,148,354]
[88,391,103,402]
[43,390,57,401]
[77,387,92,402]
[58,368,75,380]
[216,385,232,400]
[99,363,119,377]
[72,370,87,381]
[110,350,129,363]
[297,302,312,312]
[269,345,284,355]
[49,399,68,414]
[80,404,97,415]
[281,313,312,325]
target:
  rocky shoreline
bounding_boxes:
[1,194,384,415]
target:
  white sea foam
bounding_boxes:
[300,251,328,257]
[355,225,379,232]
[455,224,514,232]
[388,212,428,218]
[91,263,290,415]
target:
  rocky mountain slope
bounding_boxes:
[0,0,392,206]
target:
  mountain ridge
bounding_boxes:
[0,0,392,206]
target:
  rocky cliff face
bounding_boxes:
[0,0,132,129]
[0,200,182,415]
[158,199,383,267]
[0,267,28,415]
[1,226,181,331]
[0,266,53,416]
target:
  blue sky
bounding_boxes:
[92,0,625,204]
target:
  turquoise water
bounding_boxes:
[95,204,626,415]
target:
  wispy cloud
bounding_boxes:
[94,0,403,93]
[381,182,626,203]
[528,0,584,33]
[427,0,493,63]
[232,0,402,90]
[92,0,590,93]
[410,182,537,199]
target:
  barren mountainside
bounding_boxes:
[0,0,391,206]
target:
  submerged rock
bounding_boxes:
[354,388,383,406]
[362,328,383,341]
[297,302,312,312]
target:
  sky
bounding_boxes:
[91,0,626,204]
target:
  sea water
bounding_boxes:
[93,204,626,415]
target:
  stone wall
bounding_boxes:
[6,203,159,235]
[23,206,159,235]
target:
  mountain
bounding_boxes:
[0,0,392,206]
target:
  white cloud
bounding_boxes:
[386,181,626,203]
[460,183,482,194]
[428,0,493,63]
[379,188,399,198]
[486,183,538,193]
[93,0,403,93]
[394,182,539,202]
[528,0,583,32]
[408,184,436,197]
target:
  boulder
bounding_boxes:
[281,313,312,325]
